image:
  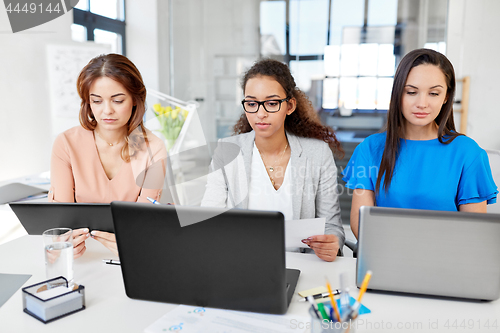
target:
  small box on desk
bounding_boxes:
[22,277,85,323]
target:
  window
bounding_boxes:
[331,41,395,110]
[259,0,447,112]
[72,0,126,55]
[327,0,397,111]
[260,1,286,56]
[94,29,123,54]
[289,0,329,56]
[71,24,87,43]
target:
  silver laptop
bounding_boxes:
[357,206,500,301]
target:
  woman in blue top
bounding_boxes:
[342,48,498,239]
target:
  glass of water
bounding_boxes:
[43,228,73,287]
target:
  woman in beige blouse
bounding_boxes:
[49,54,167,258]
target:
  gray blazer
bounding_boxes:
[201,131,345,250]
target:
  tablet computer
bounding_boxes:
[0,183,47,205]
[9,202,113,235]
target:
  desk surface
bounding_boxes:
[1,231,500,332]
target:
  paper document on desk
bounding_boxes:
[145,305,309,333]
[285,218,325,248]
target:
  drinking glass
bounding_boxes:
[43,228,73,287]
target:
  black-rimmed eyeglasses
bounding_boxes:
[241,97,290,113]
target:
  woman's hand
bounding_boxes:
[302,234,340,262]
[72,228,90,259]
[90,231,118,257]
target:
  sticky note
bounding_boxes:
[298,286,328,298]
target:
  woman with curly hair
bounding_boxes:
[202,58,345,262]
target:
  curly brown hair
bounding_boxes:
[233,58,344,158]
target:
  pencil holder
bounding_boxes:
[22,276,85,324]
[309,306,355,333]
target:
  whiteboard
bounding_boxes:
[46,43,111,118]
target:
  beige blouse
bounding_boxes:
[49,126,167,203]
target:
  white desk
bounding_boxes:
[1,234,500,332]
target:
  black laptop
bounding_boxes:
[9,202,114,234]
[110,201,300,314]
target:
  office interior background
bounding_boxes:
[1,0,499,222]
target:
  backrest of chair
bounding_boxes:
[486,149,500,213]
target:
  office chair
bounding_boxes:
[344,239,358,258]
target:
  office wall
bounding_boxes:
[165,0,261,143]
[447,0,500,150]
[126,0,160,91]
[0,10,72,181]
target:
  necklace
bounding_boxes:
[257,143,288,187]
[94,130,122,147]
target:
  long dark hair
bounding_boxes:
[77,53,147,162]
[376,48,462,193]
[234,58,344,158]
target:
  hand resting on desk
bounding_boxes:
[90,230,118,257]
[301,234,339,262]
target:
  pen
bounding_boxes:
[326,279,341,322]
[306,296,321,319]
[102,259,121,265]
[317,303,330,320]
[147,197,160,205]
[298,289,341,302]
[343,270,373,322]
[147,197,173,205]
